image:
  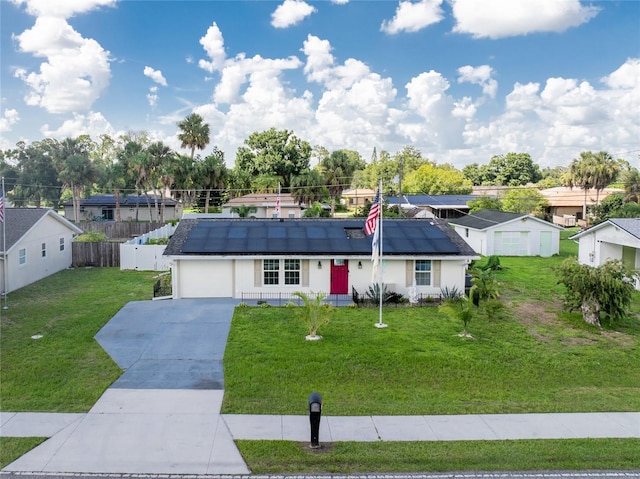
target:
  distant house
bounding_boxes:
[570,218,640,289]
[0,208,83,294]
[448,209,563,257]
[63,194,182,222]
[163,218,478,299]
[387,195,481,220]
[341,188,376,208]
[222,193,305,218]
[540,187,624,226]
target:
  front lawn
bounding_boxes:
[0,267,158,412]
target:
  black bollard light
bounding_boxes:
[308,391,322,448]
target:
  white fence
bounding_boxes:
[120,223,177,271]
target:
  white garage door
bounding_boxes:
[178,260,233,297]
[494,231,529,256]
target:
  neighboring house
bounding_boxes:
[222,193,305,218]
[570,218,640,289]
[0,208,83,294]
[448,209,563,257]
[387,195,480,220]
[63,194,182,222]
[341,188,376,208]
[540,187,624,226]
[163,218,478,299]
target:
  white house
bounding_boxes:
[448,209,563,257]
[164,218,478,299]
[222,193,305,219]
[63,194,182,222]
[570,218,640,289]
[1,208,83,294]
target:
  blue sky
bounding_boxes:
[1,0,639,169]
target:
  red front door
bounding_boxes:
[330,260,349,294]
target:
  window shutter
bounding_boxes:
[254,260,261,287]
[302,259,309,287]
[406,260,413,287]
[433,260,441,287]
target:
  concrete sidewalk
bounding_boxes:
[2,399,639,475]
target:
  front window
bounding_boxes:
[284,259,300,285]
[263,259,301,286]
[415,260,431,286]
[19,248,26,266]
[263,259,279,285]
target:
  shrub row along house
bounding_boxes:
[163,218,478,300]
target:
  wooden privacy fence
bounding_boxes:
[76,222,164,240]
[72,242,121,267]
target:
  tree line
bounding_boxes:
[1,113,637,222]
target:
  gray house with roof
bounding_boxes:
[1,208,83,294]
[63,194,182,222]
[448,209,563,257]
[570,218,640,289]
[163,218,478,299]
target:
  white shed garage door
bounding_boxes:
[494,231,529,256]
[178,260,233,297]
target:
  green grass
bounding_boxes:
[0,268,158,412]
[0,437,46,468]
[236,439,640,473]
[222,303,640,415]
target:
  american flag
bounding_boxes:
[0,188,4,224]
[364,188,380,236]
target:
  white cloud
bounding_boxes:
[147,86,159,107]
[451,0,600,39]
[0,109,20,132]
[9,0,116,18]
[40,111,115,139]
[601,58,640,89]
[143,66,167,87]
[331,0,349,4]
[12,16,111,114]
[198,22,226,73]
[381,0,444,34]
[271,0,316,29]
[457,65,498,98]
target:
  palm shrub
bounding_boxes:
[439,287,476,337]
[470,268,500,301]
[292,291,332,339]
[365,284,398,303]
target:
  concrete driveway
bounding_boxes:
[95,298,237,389]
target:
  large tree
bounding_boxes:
[198,148,227,212]
[319,149,365,215]
[56,137,96,222]
[234,128,311,188]
[403,163,472,195]
[485,153,542,186]
[291,169,328,206]
[177,113,210,159]
[501,187,549,217]
[11,139,62,207]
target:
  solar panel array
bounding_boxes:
[180,219,463,256]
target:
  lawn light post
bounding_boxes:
[308,391,322,448]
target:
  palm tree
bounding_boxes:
[565,152,597,220]
[320,150,361,216]
[591,151,620,204]
[177,113,210,159]
[230,205,257,218]
[56,137,95,222]
[622,166,640,203]
[199,148,227,212]
[291,169,327,206]
[292,291,332,340]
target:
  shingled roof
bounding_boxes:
[447,209,525,230]
[164,218,477,257]
[0,208,82,253]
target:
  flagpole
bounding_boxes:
[375,179,386,328]
[1,176,7,310]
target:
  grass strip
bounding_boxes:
[0,437,47,468]
[237,438,640,473]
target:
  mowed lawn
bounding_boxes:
[222,231,640,415]
[0,267,158,412]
